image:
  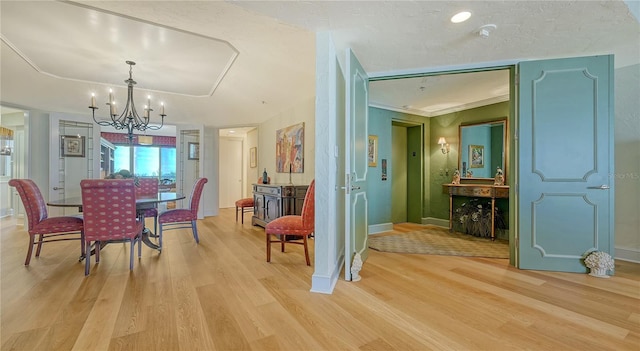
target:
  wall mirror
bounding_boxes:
[458,119,507,181]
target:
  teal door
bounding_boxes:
[344,48,369,281]
[517,55,614,272]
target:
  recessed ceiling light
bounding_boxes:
[229,130,235,133]
[451,11,471,23]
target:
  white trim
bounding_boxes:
[369,59,519,80]
[368,222,393,234]
[310,255,344,294]
[615,246,640,263]
[422,217,449,228]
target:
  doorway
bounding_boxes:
[391,121,422,224]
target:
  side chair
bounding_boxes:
[135,177,159,233]
[9,179,85,265]
[158,177,208,251]
[80,179,143,276]
[235,176,271,224]
[264,179,315,265]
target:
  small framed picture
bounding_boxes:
[250,147,257,168]
[368,135,378,167]
[469,144,484,168]
[61,135,85,157]
[188,142,200,160]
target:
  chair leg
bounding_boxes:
[266,233,272,262]
[241,206,244,223]
[35,234,44,257]
[129,238,135,271]
[235,206,239,222]
[138,235,142,258]
[85,241,91,276]
[25,235,35,266]
[80,231,86,259]
[95,241,101,263]
[303,234,310,266]
[153,216,158,236]
[281,235,285,252]
[191,220,199,244]
[158,224,163,252]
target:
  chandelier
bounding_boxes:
[89,61,165,141]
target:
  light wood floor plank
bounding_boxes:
[1,210,639,350]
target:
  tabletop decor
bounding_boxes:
[105,169,140,186]
[583,250,614,278]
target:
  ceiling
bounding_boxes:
[1,1,638,132]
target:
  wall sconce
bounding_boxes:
[438,137,450,154]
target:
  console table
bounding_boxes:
[443,184,509,240]
[252,183,308,228]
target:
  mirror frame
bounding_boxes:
[458,118,508,182]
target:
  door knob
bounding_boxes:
[53,187,64,190]
[587,185,610,189]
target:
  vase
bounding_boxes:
[588,267,610,278]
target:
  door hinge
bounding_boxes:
[514,128,518,141]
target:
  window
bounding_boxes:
[113,145,176,181]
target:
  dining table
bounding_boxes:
[47,192,185,253]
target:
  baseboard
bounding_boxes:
[368,222,394,234]
[615,246,640,263]
[422,217,449,228]
[311,255,344,294]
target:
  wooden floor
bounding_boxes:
[1,209,639,351]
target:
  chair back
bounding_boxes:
[8,179,48,231]
[80,179,138,242]
[301,179,315,231]
[136,177,159,197]
[188,178,208,216]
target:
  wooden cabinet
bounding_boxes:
[252,184,308,228]
[443,183,509,240]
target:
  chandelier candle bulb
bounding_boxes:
[90,94,96,108]
[161,102,165,115]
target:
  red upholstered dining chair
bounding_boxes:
[235,176,270,224]
[9,179,85,265]
[158,177,208,250]
[80,179,143,276]
[135,177,159,233]
[264,179,315,265]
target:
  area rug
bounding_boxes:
[368,226,509,258]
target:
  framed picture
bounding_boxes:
[188,142,200,160]
[250,147,257,168]
[469,144,484,168]
[276,122,304,173]
[61,135,85,157]
[368,135,378,167]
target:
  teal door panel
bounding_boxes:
[344,48,369,281]
[517,55,614,272]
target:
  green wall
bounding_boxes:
[428,102,510,221]
[367,102,510,230]
[367,108,429,227]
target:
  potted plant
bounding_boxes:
[583,250,615,278]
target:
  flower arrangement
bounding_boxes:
[452,198,505,238]
[583,250,614,277]
[105,169,139,186]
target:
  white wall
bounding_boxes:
[613,63,640,262]
[258,97,315,186]
[245,128,258,196]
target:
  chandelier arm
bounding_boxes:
[88,60,166,141]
